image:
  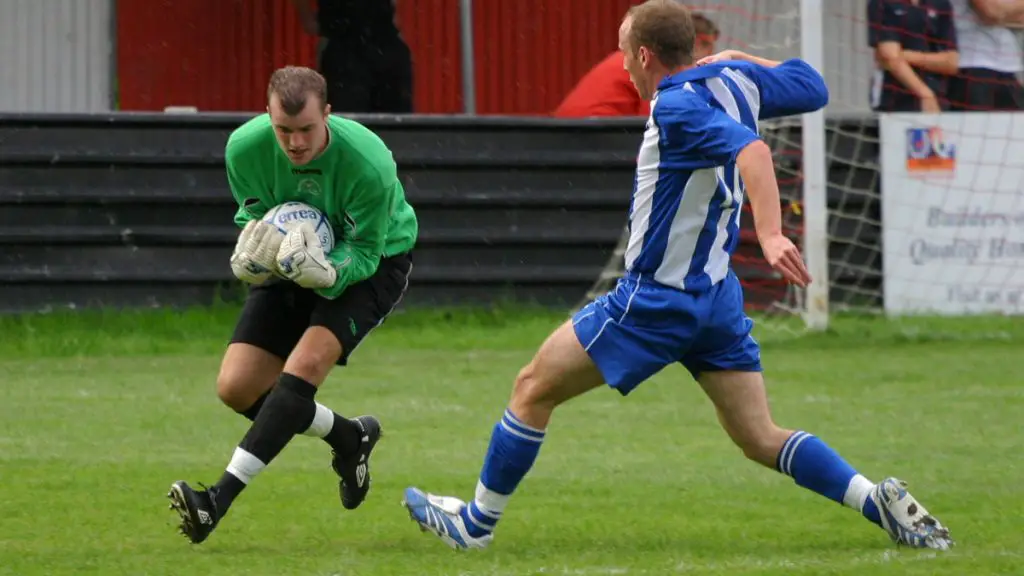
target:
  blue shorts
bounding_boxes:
[572,270,761,395]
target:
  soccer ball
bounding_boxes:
[262,201,335,252]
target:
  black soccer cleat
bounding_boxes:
[167,480,220,544]
[331,415,383,510]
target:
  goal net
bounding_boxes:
[581,0,1024,330]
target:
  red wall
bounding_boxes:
[117,0,319,112]
[116,0,634,115]
[471,0,636,114]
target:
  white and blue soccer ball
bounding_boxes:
[261,201,335,252]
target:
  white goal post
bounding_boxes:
[799,0,829,330]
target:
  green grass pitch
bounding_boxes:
[0,306,1021,575]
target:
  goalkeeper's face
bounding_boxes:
[268,93,330,166]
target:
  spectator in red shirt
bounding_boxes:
[554,11,719,118]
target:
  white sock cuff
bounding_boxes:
[225,447,266,485]
[474,479,510,514]
[843,474,874,511]
[303,403,335,438]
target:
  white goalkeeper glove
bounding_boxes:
[230,220,285,284]
[276,223,338,289]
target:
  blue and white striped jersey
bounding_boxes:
[624,58,829,292]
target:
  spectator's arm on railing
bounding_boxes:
[970,0,1024,26]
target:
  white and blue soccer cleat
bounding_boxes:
[872,477,954,550]
[401,487,493,550]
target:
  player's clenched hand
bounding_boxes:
[230,220,285,284]
[760,234,812,288]
[276,223,338,289]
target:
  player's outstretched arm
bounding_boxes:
[753,58,829,119]
[697,49,782,69]
[737,140,811,287]
[315,173,393,300]
[700,50,829,120]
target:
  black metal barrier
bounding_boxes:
[0,113,879,313]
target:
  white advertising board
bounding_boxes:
[880,113,1024,316]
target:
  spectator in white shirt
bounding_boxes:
[947,0,1024,110]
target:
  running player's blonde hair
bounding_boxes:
[267,66,328,116]
[624,0,696,69]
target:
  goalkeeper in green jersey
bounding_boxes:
[168,66,417,545]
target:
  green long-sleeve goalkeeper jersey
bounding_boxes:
[224,113,418,300]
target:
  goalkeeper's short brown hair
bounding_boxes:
[267,66,328,116]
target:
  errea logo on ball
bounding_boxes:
[262,201,335,253]
[906,127,956,173]
[277,208,321,224]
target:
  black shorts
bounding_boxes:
[230,252,413,365]
[947,68,1024,111]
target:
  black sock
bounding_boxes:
[324,413,363,456]
[213,373,318,513]
[212,473,246,515]
[238,390,271,421]
[239,388,361,456]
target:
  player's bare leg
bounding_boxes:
[169,328,380,544]
[506,321,607,428]
[699,370,953,550]
[403,320,604,549]
[216,344,283,416]
[697,371,792,466]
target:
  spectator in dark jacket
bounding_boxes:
[868,0,959,112]
[292,0,414,113]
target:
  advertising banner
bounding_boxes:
[880,113,1024,315]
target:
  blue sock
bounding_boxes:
[460,409,545,538]
[777,431,881,527]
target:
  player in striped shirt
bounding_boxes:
[402,0,953,551]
